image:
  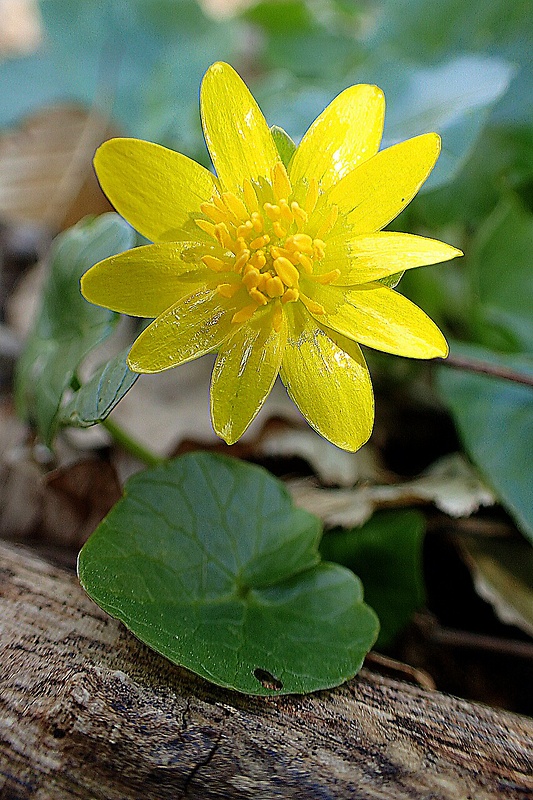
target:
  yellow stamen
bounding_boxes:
[242,268,261,289]
[234,249,250,272]
[270,245,298,263]
[309,269,341,284]
[249,250,266,269]
[297,252,313,274]
[272,303,283,332]
[291,202,308,228]
[243,179,259,212]
[264,203,281,221]
[281,288,299,304]
[265,275,285,297]
[196,219,217,239]
[279,199,294,225]
[271,161,292,202]
[274,257,300,287]
[251,212,264,232]
[232,304,258,324]
[249,288,268,306]
[288,233,313,254]
[214,223,233,249]
[236,221,254,239]
[217,283,239,298]
[235,237,248,254]
[250,234,270,249]
[200,202,226,224]
[202,255,226,272]
[304,177,319,215]
[272,221,286,238]
[301,295,326,315]
[223,192,248,221]
[313,238,326,260]
[315,205,339,239]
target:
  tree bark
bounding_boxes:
[1,541,532,800]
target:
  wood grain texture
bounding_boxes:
[1,540,532,799]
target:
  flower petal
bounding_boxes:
[324,232,462,285]
[94,138,217,242]
[327,133,440,233]
[81,243,213,317]
[127,289,238,373]
[211,306,287,443]
[290,84,385,193]
[310,283,448,359]
[280,305,374,452]
[200,62,280,196]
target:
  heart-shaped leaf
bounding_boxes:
[78,452,379,695]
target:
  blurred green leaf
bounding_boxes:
[437,342,533,543]
[0,0,238,157]
[319,511,425,648]
[270,125,296,168]
[468,195,533,352]
[78,452,379,695]
[60,348,139,428]
[15,214,135,443]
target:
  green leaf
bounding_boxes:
[468,195,533,352]
[437,342,533,543]
[270,125,296,169]
[60,348,139,428]
[319,511,425,648]
[78,452,379,695]
[15,214,135,444]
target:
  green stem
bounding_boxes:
[437,355,533,389]
[101,418,164,468]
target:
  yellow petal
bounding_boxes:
[211,307,287,444]
[327,133,441,233]
[94,138,217,242]
[324,232,463,285]
[290,84,385,193]
[280,305,374,452]
[315,283,448,359]
[200,62,280,196]
[127,289,237,373]
[81,243,213,317]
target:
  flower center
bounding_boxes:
[193,162,340,331]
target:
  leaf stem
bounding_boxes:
[101,418,164,467]
[438,354,533,388]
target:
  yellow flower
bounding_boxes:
[81,62,461,451]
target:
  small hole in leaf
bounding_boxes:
[254,668,283,691]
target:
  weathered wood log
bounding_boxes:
[1,540,532,799]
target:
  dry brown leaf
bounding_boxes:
[289,453,496,528]
[0,104,116,229]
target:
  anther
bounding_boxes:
[265,275,285,297]
[251,212,264,232]
[223,192,249,221]
[301,295,326,315]
[236,221,254,239]
[250,234,270,249]
[297,252,313,274]
[249,288,268,306]
[242,268,261,289]
[202,255,226,272]
[274,257,300,287]
[271,162,292,201]
[270,245,298,263]
[214,223,233,249]
[232,304,258,324]
[279,199,294,225]
[313,238,326,260]
[234,249,250,273]
[264,203,281,221]
[281,288,299,304]
[272,221,286,238]
[309,269,341,284]
[289,233,313,253]
[249,250,266,269]
[291,202,308,228]
[200,202,226,224]
[243,179,259,212]
[196,219,217,239]
[217,283,240,298]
